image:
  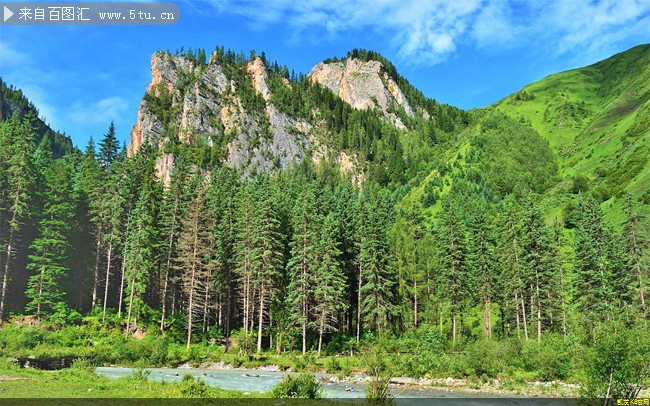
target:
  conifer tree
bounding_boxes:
[25,156,74,318]
[124,189,157,331]
[98,122,119,171]
[436,196,469,345]
[358,185,395,338]
[622,194,648,318]
[0,114,34,319]
[574,196,631,328]
[206,167,239,340]
[175,175,213,349]
[234,181,257,337]
[286,183,318,354]
[467,201,496,339]
[101,147,126,322]
[497,197,528,339]
[519,195,555,340]
[393,204,425,330]
[252,176,283,353]
[313,212,347,357]
[77,137,104,309]
[159,154,191,331]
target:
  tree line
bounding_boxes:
[0,114,647,357]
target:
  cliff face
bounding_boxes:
[308,58,413,127]
[129,53,313,181]
[128,51,418,182]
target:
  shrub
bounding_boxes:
[130,368,151,382]
[270,373,323,399]
[362,348,393,403]
[180,374,211,398]
[463,339,510,378]
[583,320,650,399]
[326,356,341,373]
[521,334,572,380]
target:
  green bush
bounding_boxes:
[463,339,511,378]
[180,374,211,398]
[521,334,573,380]
[270,373,323,399]
[326,356,341,373]
[583,320,650,399]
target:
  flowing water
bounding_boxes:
[95,366,573,404]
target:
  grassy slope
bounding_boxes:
[401,44,650,226]
[0,366,255,399]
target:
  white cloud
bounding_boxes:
[208,0,650,65]
[69,97,129,125]
[0,41,29,69]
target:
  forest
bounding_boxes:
[0,44,648,401]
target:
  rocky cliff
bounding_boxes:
[308,58,414,128]
[128,50,427,183]
[129,52,315,182]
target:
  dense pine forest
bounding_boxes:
[0,44,648,400]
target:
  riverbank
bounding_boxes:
[174,360,585,398]
[0,364,256,398]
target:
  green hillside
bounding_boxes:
[403,44,650,226]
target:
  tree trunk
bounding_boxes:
[515,292,521,339]
[117,256,126,317]
[451,303,457,346]
[356,261,362,343]
[535,270,542,341]
[126,275,136,332]
[36,266,45,318]
[413,278,418,328]
[483,298,491,339]
[91,225,103,309]
[256,283,265,353]
[0,233,14,319]
[102,237,114,323]
[161,203,179,333]
[317,307,326,358]
[186,220,199,350]
[521,291,529,340]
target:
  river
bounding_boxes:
[95,366,575,404]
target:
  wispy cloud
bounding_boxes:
[208,0,650,65]
[69,97,129,125]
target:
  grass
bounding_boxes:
[397,43,650,229]
[0,362,258,399]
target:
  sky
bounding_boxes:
[1,0,649,149]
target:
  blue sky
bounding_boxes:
[1,0,649,148]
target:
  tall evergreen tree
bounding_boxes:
[286,183,318,354]
[234,181,257,337]
[0,114,34,319]
[25,156,74,318]
[175,175,214,349]
[100,147,126,322]
[467,201,497,339]
[124,189,158,331]
[159,154,191,331]
[98,122,119,171]
[313,212,347,357]
[436,196,469,346]
[519,195,555,340]
[77,137,104,310]
[574,196,632,328]
[497,197,528,339]
[622,194,649,318]
[252,176,283,353]
[358,185,395,338]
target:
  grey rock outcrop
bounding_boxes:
[129,52,313,180]
[308,58,414,123]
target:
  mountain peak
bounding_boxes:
[308,56,413,128]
